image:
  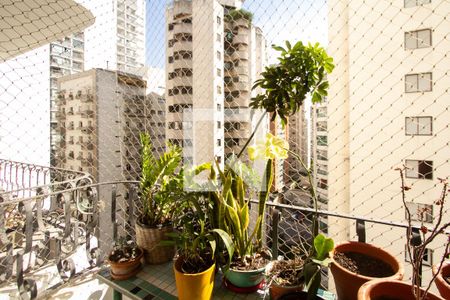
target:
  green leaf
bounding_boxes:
[314,233,334,261]
[212,229,235,267]
[304,262,321,299]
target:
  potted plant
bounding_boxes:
[208,40,334,291]
[433,260,450,299]
[163,164,234,300]
[107,238,143,280]
[265,147,334,300]
[135,133,184,264]
[357,169,449,300]
[266,234,334,300]
[198,146,271,290]
[330,240,404,299]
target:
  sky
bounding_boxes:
[145,0,328,68]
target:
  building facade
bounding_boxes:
[56,69,150,182]
[311,100,328,209]
[165,0,267,167]
[50,33,86,167]
[81,0,146,76]
[328,0,449,284]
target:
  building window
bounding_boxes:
[217,16,221,25]
[217,103,221,111]
[404,0,431,8]
[317,135,327,146]
[168,24,174,31]
[405,159,433,179]
[405,29,432,49]
[217,33,221,42]
[405,202,433,223]
[225,138,239,147]
[217,86,222,94]
[168,56,174,63]
[405,72,432,92]
[317,150,328,161]
[217,139,221,146]
[217,68,221,77]
[405,245,433,266]
[217,121,221,129]
[217,51,221,60]
[405,116,432,135]
[318,179,328,190]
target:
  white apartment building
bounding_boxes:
[328,0,449,284]
[165,0,267,167]
[80,0,146,76]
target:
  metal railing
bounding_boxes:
[0,159,446,299]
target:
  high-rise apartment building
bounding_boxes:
[56,68,149,182]
[50,33,86,166]
[311,100,328,209]
[287,107,308,182]
[165,0,267,167]
[80,0,146,75]
[146,92,167,156]
[328,0,449,283]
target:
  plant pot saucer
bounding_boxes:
[110,265,141,281]
[223,277,265,293]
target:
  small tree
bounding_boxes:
[397,166,450,300]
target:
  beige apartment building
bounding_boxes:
[311,100,329,209]
[56,69,153,182]
[328,0,449,284]
[165,0,267,167]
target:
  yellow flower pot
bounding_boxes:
[173,256,215,300]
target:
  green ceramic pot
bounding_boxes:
[225,265,266,288]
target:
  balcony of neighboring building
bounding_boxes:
[77,124,94,134]
[231,50,249,61]
[224,121,250,139]
[78,108,95,119]
[233,18,250,29]
[56,111,66,120]
[80,157,94,167]
[224,107,250,122]
[232,31,249,45]
[224,91,250,107]
[228,80,248,92]
[172,58,192,69]
[72,50,83,62]
[173,41,192,52]
[170,75,193,87]
[173,0,192,19]
[173,22,192,35]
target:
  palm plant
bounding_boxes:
[139,133,184,226]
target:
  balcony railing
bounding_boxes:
[0,158,447,299]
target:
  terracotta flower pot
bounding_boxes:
[269,281,304,300]
[278,291,326,300]
[173,256,215,300]
[108,247,143,280]
[358,279,444,300]
[433,262,450,299]
[135,221,175,264]
[330,241,404,300]
[265,261,304,300]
